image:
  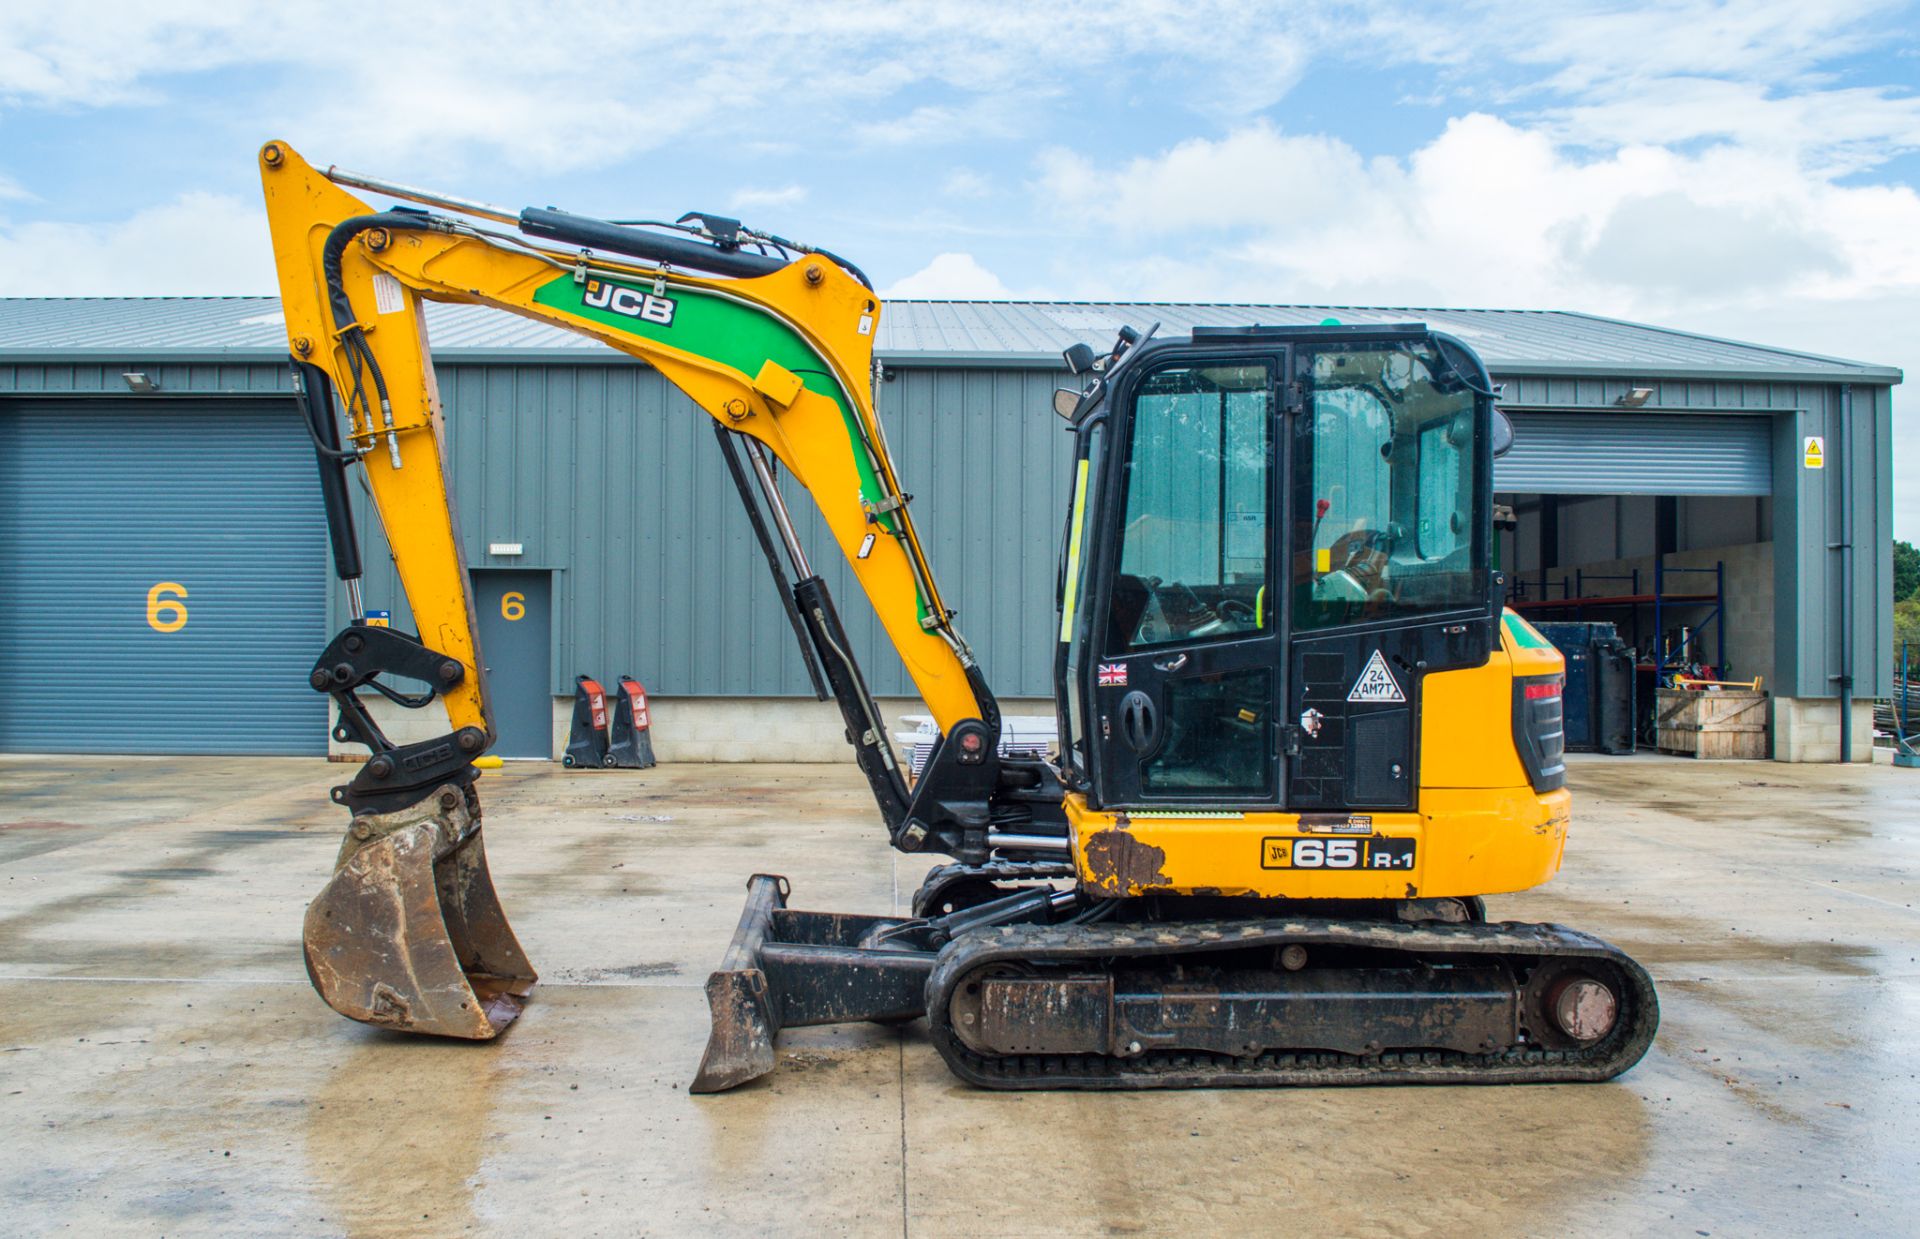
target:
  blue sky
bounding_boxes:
[1,0,1916,534]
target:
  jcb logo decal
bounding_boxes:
[582,279,677,325]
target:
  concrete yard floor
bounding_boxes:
[2,754,1917,1237]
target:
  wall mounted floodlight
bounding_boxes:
[122,372,160,393]
[1614,387,1654,408]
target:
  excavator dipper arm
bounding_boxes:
[260,142,1012,1044]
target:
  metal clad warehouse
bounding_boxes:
[0,297,1899,761]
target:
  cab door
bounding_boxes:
[1284,336,1494,810]
[1086,353,1285,809]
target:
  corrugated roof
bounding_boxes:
[0,296,1899,383]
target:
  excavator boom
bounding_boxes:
[262,141,1003,1040]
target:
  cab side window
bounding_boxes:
[1293,344,1481,630]
[1107,363,1271,653]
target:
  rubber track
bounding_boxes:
[910,860,1076,917]
[925,917,1659,1090]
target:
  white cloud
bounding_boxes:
[728,185,808,211]
[0,172,29,200]
[1575,191,1843,295]
[1039,122,1394,239]
[0,3,296,107]
[0,2,1350,173]
[852,93,1042,148]
[1543,79,1920,177]
[6,2,1535,178]
[1485,0,1900,91]
[0,1,1914,536]
[0,192,274,295]
[1038,109,1920,534]
[940,169,993,200]
[885,252,1011,299]
[1037,112,1920,311]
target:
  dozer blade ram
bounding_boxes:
[304,782,535,1039]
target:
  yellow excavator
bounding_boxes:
[262,141,1656,1091]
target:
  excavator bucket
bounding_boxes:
[303,784,535,1039]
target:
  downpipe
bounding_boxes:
[1834,385,1854,763]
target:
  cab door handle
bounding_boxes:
[1153,653,1188,672]
[1119,691,1159,753]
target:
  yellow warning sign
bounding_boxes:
[1803,436,1825,469]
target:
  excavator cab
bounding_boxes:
[694,323,1650,1092]
[1056,326,1502,817]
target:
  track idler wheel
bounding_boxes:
[303,783,535,1039]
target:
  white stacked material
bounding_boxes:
[895,714,1057,781]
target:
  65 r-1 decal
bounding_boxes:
[1261,836,1416,870]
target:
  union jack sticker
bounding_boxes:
[1098,662,1128,686]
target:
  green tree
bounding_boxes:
[1896,539,1920,603]
[1899,596,1920,656]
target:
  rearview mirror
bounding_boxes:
[1063,342,1097,375]
[1491,408,1515,458]
[1053,388,1081,420]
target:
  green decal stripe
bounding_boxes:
[1502,611,1552,650]
[536,274,929,620]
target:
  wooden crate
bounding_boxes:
[1655,688,1769,759]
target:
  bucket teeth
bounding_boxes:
[303,785,534,1039]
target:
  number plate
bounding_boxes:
[1260,836,1417,871]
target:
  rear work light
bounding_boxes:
[1513,673,1567,792]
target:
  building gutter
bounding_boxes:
[0,347,1903,386]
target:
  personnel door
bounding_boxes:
[1088,357,1284,808]
[471,570,553,758]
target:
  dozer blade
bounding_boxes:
[692,874,935,1093]
[303,785,535,1039]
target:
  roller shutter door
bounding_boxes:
[1496,412,1772,495]
[0,400,327,753]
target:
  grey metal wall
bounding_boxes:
[1,357,1892,708]
[0,360,293,398]
[1773,382,1896,699]
[1497,372,1896,698]
[0,398,327,753]
[338,364,1080,700]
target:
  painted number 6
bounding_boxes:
[147,582,189,632]
[502,591,526,621]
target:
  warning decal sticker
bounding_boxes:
[1347,649,1406,703]
[372,272,405,315]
